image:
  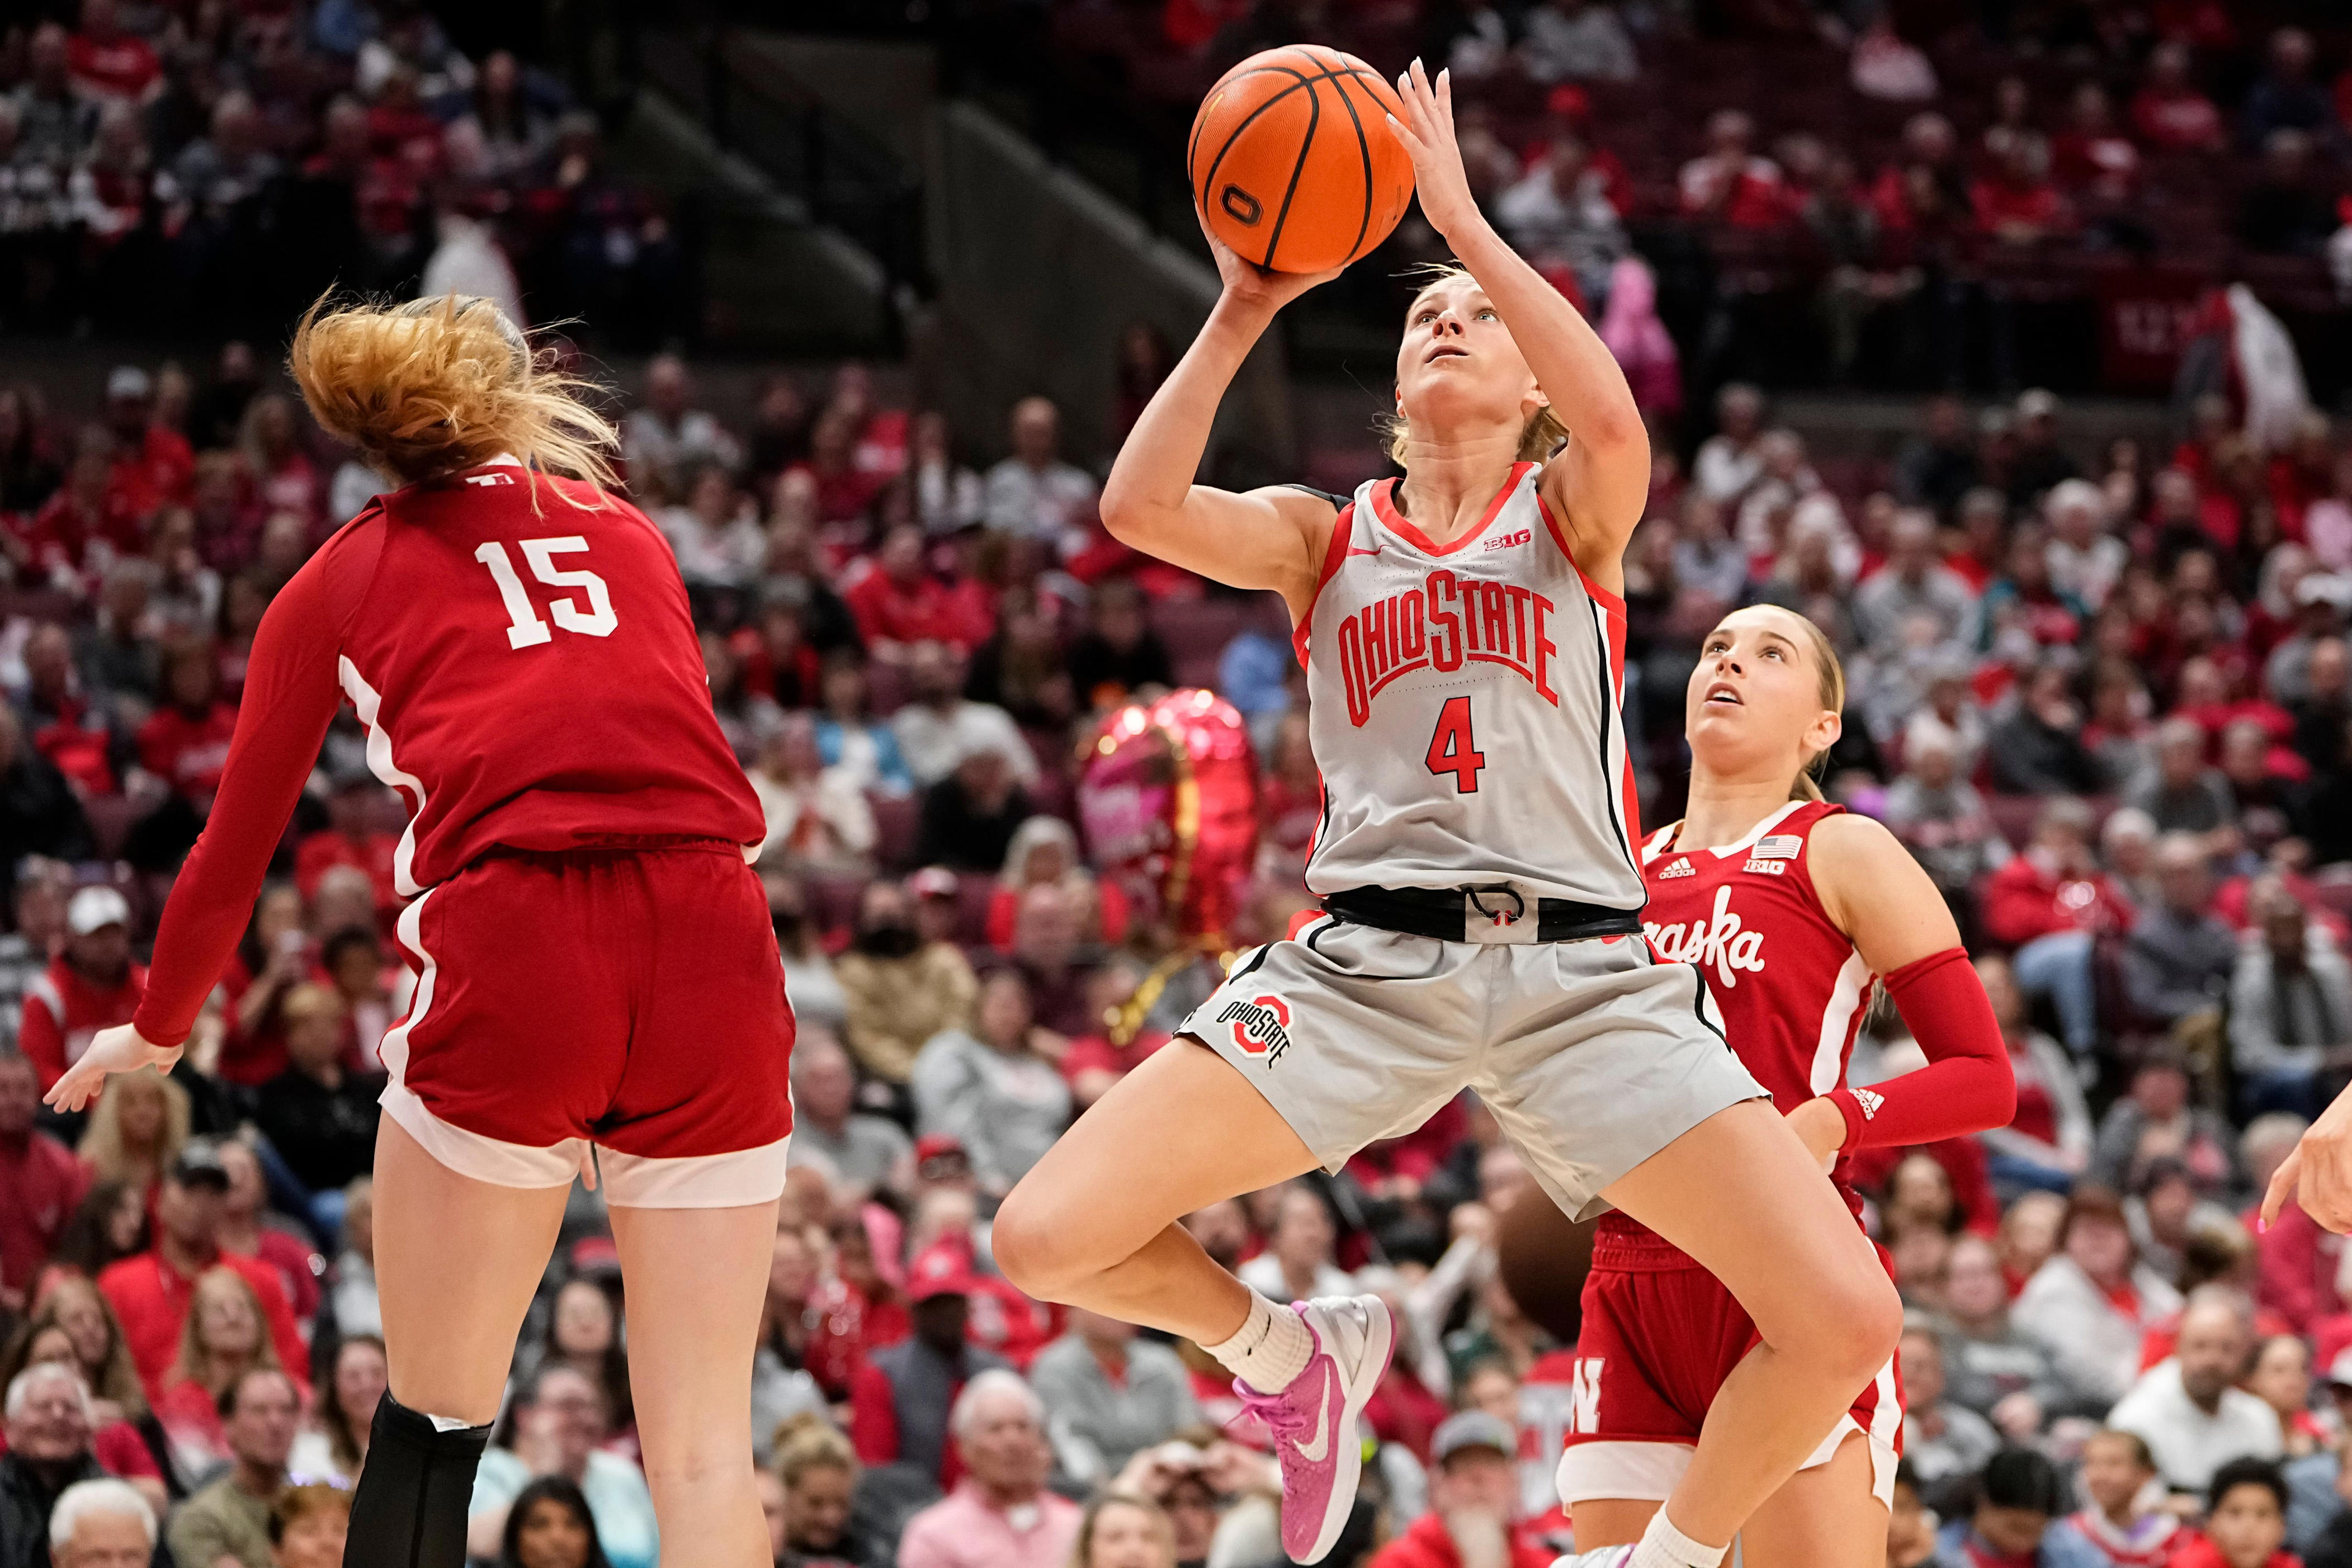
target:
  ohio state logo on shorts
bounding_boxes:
[1219,994,1295,1064]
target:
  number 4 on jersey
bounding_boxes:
[1425,695,1486,793]
[475,537,618,650]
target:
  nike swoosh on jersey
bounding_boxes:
[1293,1367,1334,1462]
[1344,547,1383,558]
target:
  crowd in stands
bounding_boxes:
[10,309,2352,1568]
[0,0,686,344]
[1045,1,2352,393]
[6,7,2352,1568]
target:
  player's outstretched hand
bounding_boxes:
[44,1023,183,1114]
[2264,1083,2352,1232]
[1388,59,1478,244]
[1197,204,1342,317]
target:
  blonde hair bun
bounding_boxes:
[289,291,618,492]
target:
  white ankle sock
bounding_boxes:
[1628,1510,1727,1568]
[1205,1290,1314,1391]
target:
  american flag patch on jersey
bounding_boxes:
[1749,834,1802,860]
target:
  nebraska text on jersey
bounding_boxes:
[1333,567,1563,726]
[1645,883,1765,989]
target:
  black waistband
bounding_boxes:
[1323,885,1644,943]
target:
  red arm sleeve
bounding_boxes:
[1825,947,2016,1150]
[132,558,344,1049]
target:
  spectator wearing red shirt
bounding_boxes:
[2132,41,2226,152]
[844,525,974,655]
[1982,797,2133,1059]
[65,0,160,106]
[1059,965,1168,1110]
[136,639,237,809]
[294,773,402,925]
[1972,134,2074,243]
[0,1051,87,1308]
[96,1140,309,1397]
[100,367,193,525]
[2052,83,2141,204]
[239,395,322,531]
[21,887,145,1094]
[1367,1413,1555,1568]
[788,406,885,531]
[1676,110,1787,230]
[17,624,121,798]
[849,1246,1014,1490]
[19,429,146,587]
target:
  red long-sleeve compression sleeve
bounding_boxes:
[132,557,344,1048]
[1824,947,2015,1151]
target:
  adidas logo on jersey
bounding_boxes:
[1656,857,1694,879]
[1853,1088,1885,1121]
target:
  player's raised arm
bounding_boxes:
[1098,218,1342,616]
[1386,59,1648,578]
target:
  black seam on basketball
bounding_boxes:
[1261,65,1354,268]
[1198,65,1316,222]
[1229,945,1276,984]
[1325,70,1377,264]
[1194,65,1308,183]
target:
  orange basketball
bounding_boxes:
[1188,45,1417,274]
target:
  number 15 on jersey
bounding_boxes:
[475,536,619,649]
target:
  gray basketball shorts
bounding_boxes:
[1178,913,1768,1221]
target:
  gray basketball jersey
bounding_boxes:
[1297,461,1645,911]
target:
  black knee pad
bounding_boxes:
[344,1392,493,1568]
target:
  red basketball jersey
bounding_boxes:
[1637,800,1873,1120]
[134,462,762,1050]
[327,466,762,895]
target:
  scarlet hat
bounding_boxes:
[914,1133,967,1166]
[906,1243,976,1303]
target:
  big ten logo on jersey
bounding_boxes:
[1643,884,1764,990]
[1484,527,1531,551]
[1335,567,1561,727]
[1219,994,1295,1064]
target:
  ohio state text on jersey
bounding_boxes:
[1297,463,1644,911]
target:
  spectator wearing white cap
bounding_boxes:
[17,887,142,1095]
[1365,1411,1554,1568]
[45,1476,154,1568]
[2008,388,2081,509]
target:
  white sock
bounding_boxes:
[1628,1510,1727,1568]
[1205,1290,1314,1392]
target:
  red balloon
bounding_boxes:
[1077,688,1260,944]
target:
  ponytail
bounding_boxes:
[1786,613,1847,801]
[289,291,618,502]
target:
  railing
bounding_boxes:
[637,23,928,315]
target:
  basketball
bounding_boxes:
[1494,1195,1597,1347]
[1188,45,1417,274]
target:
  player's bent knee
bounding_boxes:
[990,1184,1086,1301]
[1757,1262,1901,1381]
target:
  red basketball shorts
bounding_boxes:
[1554,1221,1902,1509]
[379,840,795,1208]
